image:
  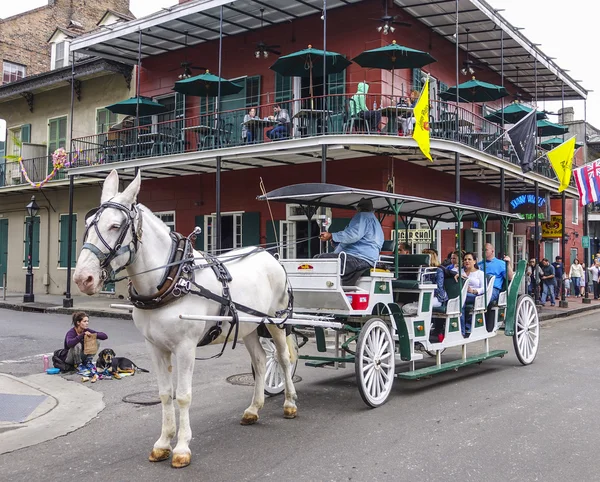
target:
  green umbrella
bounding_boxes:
[439,77,509,103]
[269,45,351,99]
[540,136,582,150]
[173,70,243,113]
[484,103,547,124]
[537,119,569,137]
[106,96,167,117]
[352,40,436,97]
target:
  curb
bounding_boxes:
[538,301,600,322]
[0,301,132,320]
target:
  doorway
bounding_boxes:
[295,220,321,258]
[0,219,7,287]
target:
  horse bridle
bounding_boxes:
[82,200,143,282]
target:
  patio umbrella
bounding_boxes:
[484,103,547,124]
[540,136,582,150]
[439,77,509,103]
[269,45,352,100]
[537,119,569,137]
[351,40,436,98]
[106,96,167,117]
[173,70,243,113]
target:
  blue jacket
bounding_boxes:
[332,212,384,265]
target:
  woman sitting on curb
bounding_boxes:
[63,311,108,382]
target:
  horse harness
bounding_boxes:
[83,200,293,358]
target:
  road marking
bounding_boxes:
[0,353,53,365]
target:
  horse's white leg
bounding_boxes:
[241,330,266,425]
[146,341,176,463]
[171,342,196,468]
[266,326,298,419]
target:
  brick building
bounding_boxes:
[0,0,133,84]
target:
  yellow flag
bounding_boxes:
[412,77,432,162]
[547,137,576,192]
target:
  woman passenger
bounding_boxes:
[456,252,484,337]
[422,248,448,308]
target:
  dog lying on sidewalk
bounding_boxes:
[96,348,150,379]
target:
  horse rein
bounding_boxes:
[82,200,143,283]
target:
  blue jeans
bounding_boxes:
[572,277,581,295]
[541,283,555,304]
[461,292,477,336]
[267,125,287,140]
[245,130,254,143]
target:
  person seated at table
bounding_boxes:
[317,198,384,285]
[242,107,258,143]
[266,104,291,140]
[350,82,381,132]
[399,90,419,135]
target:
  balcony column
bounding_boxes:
[216,156,222,253]
[500,168,505,256]
[534,181,541,305]
[560,192,568,307]
[322,0,327,136]
[583,98,591,303]
[215,6,224,252]
[64,50,76,308]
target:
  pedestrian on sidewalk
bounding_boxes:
[569,258,584,297]
[63,312,107,382]
[589,261,600,300]
[540,258,556,306]
[552,256,564,300]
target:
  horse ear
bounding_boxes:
[101,170,119,204]
[121,171,141,204]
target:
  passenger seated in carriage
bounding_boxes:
[421,249,448,308]
[478,243,513,303]
[318,198,384,285]
[456,252,484,336]
[398,242,412,255]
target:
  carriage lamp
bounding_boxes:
[24,195,39,303]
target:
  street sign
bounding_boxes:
[582,235,590,249]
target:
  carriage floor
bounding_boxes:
[396,349,508,380]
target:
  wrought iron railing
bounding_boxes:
[70,93,559,183]
[0,155,68,187]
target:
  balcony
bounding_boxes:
[0,155,68,188]
[71,94,559,184]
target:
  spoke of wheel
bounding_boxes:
[364,365,375,393]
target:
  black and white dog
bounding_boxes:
[96,348,149,379]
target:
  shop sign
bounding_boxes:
[396,229,432,243]
[541,215,563,238]
[509,193,546,220]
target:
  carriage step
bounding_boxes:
[395,350,508,380]
[301,355,355,367]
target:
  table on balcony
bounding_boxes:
[378,106,413,135]
[293,109,332,137]
[243,119,277,143]
[138,132,179,156]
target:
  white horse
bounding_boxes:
[73,170,297,468]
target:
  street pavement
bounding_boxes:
[0,300,600,481]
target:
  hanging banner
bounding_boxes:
[541,215,562,239]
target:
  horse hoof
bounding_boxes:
[149,448,171,462]
[240,413,259,425]
[283,407,297,419]
[171,453,191,468]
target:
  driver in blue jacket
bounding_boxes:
[317,198,384,285]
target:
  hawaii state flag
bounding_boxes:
[412,77,432,162]
[573,159,600,206]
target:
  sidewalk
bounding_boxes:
[0,373,104,455]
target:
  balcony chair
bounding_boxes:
[343,98,370,134]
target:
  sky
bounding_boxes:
[1,0,599,130]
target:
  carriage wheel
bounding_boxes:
[252,335,299,396]
[512,294,540,365]
[355,318,395,408]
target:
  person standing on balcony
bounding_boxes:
[242,107,258,143]
[266,104,291,140]
[399,90,419,135]
[552,256,564,300]
[350,82,381,132]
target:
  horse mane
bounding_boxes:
[138,203,171,237]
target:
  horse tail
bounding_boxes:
[286,333,298,364]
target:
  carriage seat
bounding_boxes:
[432,276,467,314]
[391,254,432,290]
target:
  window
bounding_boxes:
[48,116,67,154]
[23,216,40,268]
[59,214,77,268]
[52,41,69,70]
[96,108,118,134]
[572,201,579,224]
[2,61,26,84]
[155,211,175,231]
[205,213,243,254]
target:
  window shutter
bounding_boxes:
[266,220,280,254]
[194,215,204,250]
[21,124,31,143]
[464,229,474,253]
[242,212,260,247]
[59,214,77,268]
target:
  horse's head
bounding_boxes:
[74,170,142,295]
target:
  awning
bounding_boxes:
[258,183,520,221]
